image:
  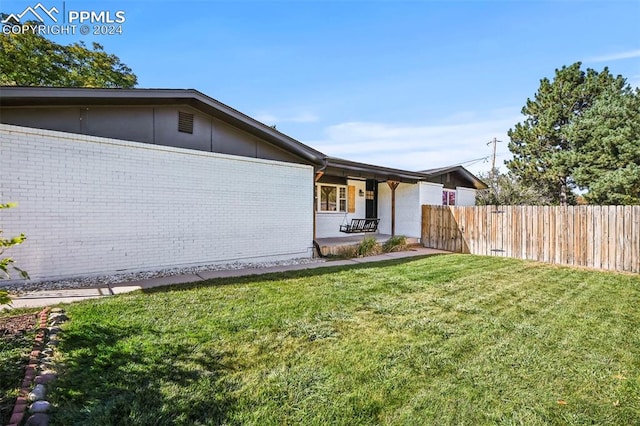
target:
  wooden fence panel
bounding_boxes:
[630,206,640,273]
[422,205,639,274]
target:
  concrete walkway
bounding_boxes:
[4,247,449,309]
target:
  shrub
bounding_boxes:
[328,245,358,259]
[0,290,10,306]
[382,235,407,253]
[1,202,29,306]
[357,237,381,257]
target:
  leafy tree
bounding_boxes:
[475,170,550,205]
[564,87,640,204]
[506,62,627,205]
[0,17,137,88]
[0,203,29,306]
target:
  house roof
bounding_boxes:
[419,165,488,189]
[324,157,431,184]
[0,86,487,188]
[0,86,327,166]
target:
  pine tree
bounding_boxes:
[506,62,626,205]
[565,87,640,204]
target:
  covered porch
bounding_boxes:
[313,157,486,243]
[314,157,428,241]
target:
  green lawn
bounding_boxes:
[48,254,640,425]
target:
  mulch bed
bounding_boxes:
[0,313,37,339]
[1,312,39,425]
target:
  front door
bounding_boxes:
[365,179,378,218]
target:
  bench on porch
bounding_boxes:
[339,218,380,234]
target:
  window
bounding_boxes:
[317,184,347,212]
[442,189,456,206]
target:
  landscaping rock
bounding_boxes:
[40,361,55,370]
[28,384,47,402]
[25,413,50,426]
[1,258,323,293]
[29,400,51,414]
[35,373,57,385]
[48,313,68,321]
[50,308,64,313]
[41,348,54,357]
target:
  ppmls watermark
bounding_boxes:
[1,2,126,36]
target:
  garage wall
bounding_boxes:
[0,124,313,281]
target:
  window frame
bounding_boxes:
[442,189,456,206]
[316,184,348,213]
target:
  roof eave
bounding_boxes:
[0,86,326,166]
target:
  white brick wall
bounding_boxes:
[0,124,314,281]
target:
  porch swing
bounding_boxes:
[339,214,380,234]
[336,186,379,233]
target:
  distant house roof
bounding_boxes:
[419,165,487,189]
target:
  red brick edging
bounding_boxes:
[7,307,50,426]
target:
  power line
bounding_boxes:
[457,155,490,167]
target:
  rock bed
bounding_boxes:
[7,307,65,426]
[1,257,325,294]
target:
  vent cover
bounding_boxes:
[178,111,194,134]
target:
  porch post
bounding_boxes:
[387,180,400,236]
[313,171,324,240]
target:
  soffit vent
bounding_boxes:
[178,111,194,134]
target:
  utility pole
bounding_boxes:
[486,137,502,172]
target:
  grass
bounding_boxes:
[46,254,640,425]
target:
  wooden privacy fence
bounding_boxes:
[422,205,640,273]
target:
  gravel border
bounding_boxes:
[1,258,325,294]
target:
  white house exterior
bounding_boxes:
[315,161,485,240]
[0,86,486,281]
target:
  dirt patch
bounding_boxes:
[0,313,37,339]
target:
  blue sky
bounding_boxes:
[5,0,640,174]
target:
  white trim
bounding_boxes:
[316,183,348,213]
[442,189,457,206]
